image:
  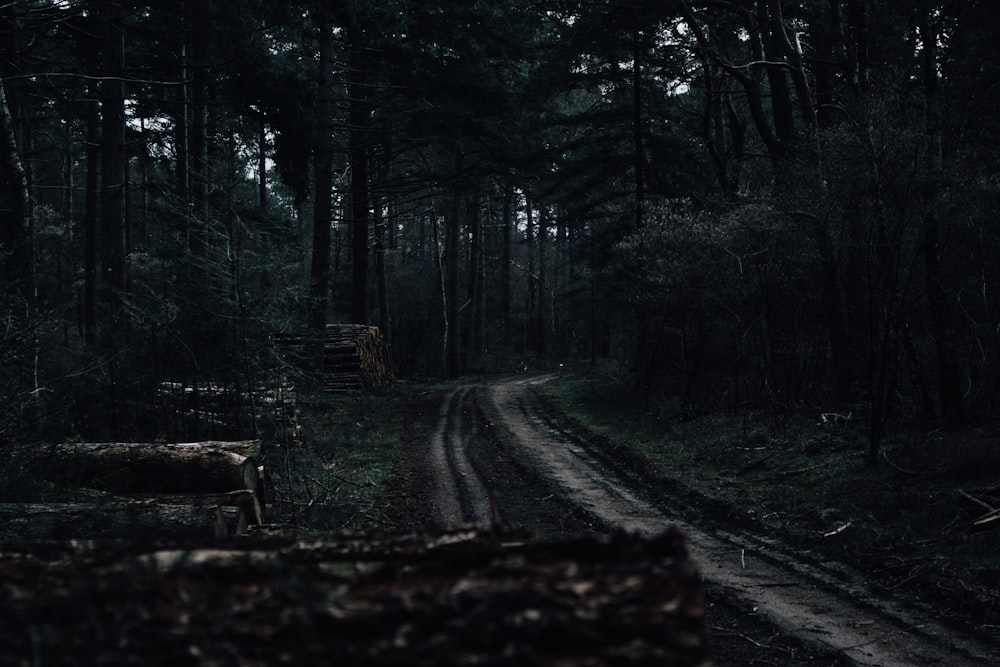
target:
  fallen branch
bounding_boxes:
[958,489,996,513]
[822,522,852,538]
[762,463,823,480]
[329,472,377,489]
[970,507,1000,533]
[798,521,853,549]
[881,451,923,476]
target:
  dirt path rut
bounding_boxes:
[427,386,494,527]
[413,376,999,666]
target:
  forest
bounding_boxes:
[2,0,999,463]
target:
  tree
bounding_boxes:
[99,0,127,300]
[916,0,964,429]
[309,0,334,333]
[0,74,29,286]
[347,39,370,326]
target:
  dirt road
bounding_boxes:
[391,376,1000,666]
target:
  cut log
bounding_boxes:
[273,324,394,394]
[0,527,711,666]
[0,494,260,541]
[50,441,261,495]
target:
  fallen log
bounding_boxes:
[50,441,261,495]
[0,492,261,541]
[0,526,710,666]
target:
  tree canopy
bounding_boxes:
[1,0,999,461]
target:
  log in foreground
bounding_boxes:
[51,440,261,494]
[0,491,263,541]
[0,526,710,666]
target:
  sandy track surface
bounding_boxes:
[397,375,1000,666]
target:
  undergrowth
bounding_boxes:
[269,387,411,533]
[545,371,1000,632]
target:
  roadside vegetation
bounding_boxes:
[544,369,1000,636]
[265,388,411,533]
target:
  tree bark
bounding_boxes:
[525,196,536,353]
[349,44,370,325]
[309,1,334,333]
[174,6,190,207]
[374,133,391,342]
[536,207,548,357]
[258,116,268,209]
[99,0,127,297]
[757,0,794,152]
[467,191,484,357]
[500,185,512,327]
[0,73,30,286]
[845,0,870,92]
[631,28,645,232]
[917,0,964,428]
[83,91,100,344]
[50,440,262,495]
[445,193,462,378]
[0,492,261,541]
[189,0,212,238]
[373,189,391,342]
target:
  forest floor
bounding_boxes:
[387,374,1000,666]
[4,373,999,664]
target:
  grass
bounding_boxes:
[269,387,411,532]
[279,370,998,628]
[544,371,1000,631]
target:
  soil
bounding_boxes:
[387,375,1000,666]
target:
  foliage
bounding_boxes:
[546,371,1000,630]
[0,0,999,465]
[269,390,409,532]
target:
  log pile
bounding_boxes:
[0,526,711,666]
[273,324,394,394]
[155,380,299,441]
[10,440,267,539]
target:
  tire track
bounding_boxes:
[479,377,999,667]
[427,386,493,529]
[489,382,672,536]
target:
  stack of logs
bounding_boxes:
[273,324,394,394]
[0,440,265,541]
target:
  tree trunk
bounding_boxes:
[258,116,268,209]
[349,45,370,326]
[309,2,334,333]
[445,193,462,378]
[432,204,448,374]
[757,0,794,151]
[845,0,871,92]
[917,0,964,427]
[678,1,780,161]
[467,191,484,357]
[500,185,512,327]
[525,196,536,353]
[189,0,211,239]
[174,10,190,207]
[536,207,548,357]
[83,91,100,344]
[768,0,817,130]
[50,440,262,495]
[0,74,30,286]
[631,28,645,232]
[100,0,127,298]
[373,189,391,342]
